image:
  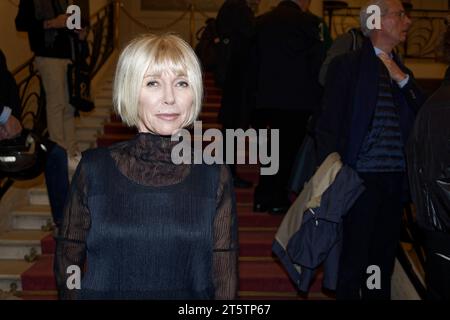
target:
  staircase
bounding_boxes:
[0,71,330,300]
[0,69,115,300]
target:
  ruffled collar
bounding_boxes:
[128,132,179,163]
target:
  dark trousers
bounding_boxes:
[252,109,310,207]
[423,230,450,300]
[336,172,404,300]
[44,142,69,228]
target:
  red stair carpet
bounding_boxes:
[18,73,331,300]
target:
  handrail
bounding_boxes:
[324,6,448,60]
[11,56,35,76]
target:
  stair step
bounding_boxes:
[236,188,254,204]
[237,204,284,228]
[0,260,33,292]
[75,126,102,140]
[239,260,298,293]
[238,291,332,300]
[239,229,276,257]
[103,122,137,135]
[0,230,50,260]
[205,96,221,104]
[21,292,58,300]
[202,103,220,113]
[79,108,111,121]
[93,97,112,107]
[11,205,52,230]
[198,111,218,122]
[28,187,49,206]
[75,116,105,128]
[41,235,55,255]
[205,87,221,95]
[21,255,56,291]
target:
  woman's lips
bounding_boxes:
[156,113,180,121]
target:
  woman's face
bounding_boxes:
[138,69,193,136]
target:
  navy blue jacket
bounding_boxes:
[273,165,365,292]
[315,38,426,168]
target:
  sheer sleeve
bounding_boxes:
[212,165,239,299]
[54,157,91,300]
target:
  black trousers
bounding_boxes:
[252,109,310,207]
[336,172,404,300]
[423,230,450,300]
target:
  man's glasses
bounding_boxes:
[383,10,408,20]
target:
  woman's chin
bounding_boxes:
[153,126,182,136]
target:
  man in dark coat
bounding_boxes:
[251,0,325,214]
[215,0,257,188]
[315,0,426,299]
[406,19,450,300]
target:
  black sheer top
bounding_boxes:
[54,133,239,299]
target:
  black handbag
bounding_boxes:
[67,37,95,113]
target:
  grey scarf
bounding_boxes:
[33,0,72,48]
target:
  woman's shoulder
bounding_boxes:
[80,146,108,162]
[81,139,130,162]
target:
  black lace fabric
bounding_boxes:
[54,133,239,300]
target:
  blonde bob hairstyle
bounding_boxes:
[113,33,203,128]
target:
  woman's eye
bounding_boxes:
[146,81,158,87]
[176,81,189,88]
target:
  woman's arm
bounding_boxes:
[53,158,91,300]
[212,165,239,299]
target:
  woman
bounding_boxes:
[54,34,238,300]
[407,17,450,300]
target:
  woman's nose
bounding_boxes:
[163,86,175,105]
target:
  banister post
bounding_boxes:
[114,0,120,49]
[190,3,195,47]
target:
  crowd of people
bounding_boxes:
[211,0,449,300]
[0,0,448,300]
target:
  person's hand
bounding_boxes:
[377,52,408,83]
[44,14,69,29]
[0,116,22,141]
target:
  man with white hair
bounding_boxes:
[315,0,426,299]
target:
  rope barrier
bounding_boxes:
[119,2,190,32]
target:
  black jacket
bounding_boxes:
[215,0,255,128]
[315,38,426,167]
[0,50,21,119]
[15,0,72,59]
[250,0,325,111]
[407,67,450,233]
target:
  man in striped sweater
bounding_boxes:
[315,0,426,299]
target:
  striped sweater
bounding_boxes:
[356,65,406,172]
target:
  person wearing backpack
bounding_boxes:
[319,28,364,86]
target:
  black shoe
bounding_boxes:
[253,202,269,213]
[268,205,289,215]
[233,176,253,189]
